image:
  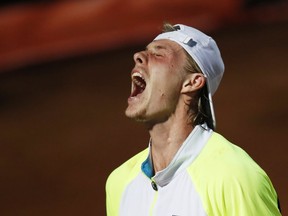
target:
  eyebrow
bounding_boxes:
[145,43,168,51]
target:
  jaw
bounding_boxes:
[126,93,148,121]
[125,94,170,125]
[126,87,183,128]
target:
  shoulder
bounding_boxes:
[194,132,263,171]
[189,132,269,184]
[187,132,280,215]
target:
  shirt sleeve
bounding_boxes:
[188,133,282,216]
[212,170,282,216]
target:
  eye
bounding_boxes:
[152,52,163,57]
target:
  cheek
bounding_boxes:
[156,80,182,107]
[149,63,184,96]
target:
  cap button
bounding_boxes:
[151,181,158,191]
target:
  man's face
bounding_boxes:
[125,39,187,125]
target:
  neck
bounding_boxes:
[148,111,193,173]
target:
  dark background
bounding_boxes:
[0,1,287,215]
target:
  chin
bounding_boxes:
[125,107,148,122]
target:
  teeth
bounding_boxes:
[132,72,143,79]
[132,72,146,88]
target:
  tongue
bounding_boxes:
[131,84,144,97]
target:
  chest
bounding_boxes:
[119,171,207,216]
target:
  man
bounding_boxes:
[106,23,281,216]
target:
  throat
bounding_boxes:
[150,139,180,172]
[149,122,194,172]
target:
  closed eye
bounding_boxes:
[152,52,163,57]
[145,45,166,57]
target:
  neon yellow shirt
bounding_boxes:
[106,125,281,216]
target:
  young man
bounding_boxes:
[106,23,281,216]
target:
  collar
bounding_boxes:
[141,124,213,187]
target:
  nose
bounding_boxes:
[133,51,147,65]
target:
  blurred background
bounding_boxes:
[0,0,287,215]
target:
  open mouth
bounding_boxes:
[130,72,146,97]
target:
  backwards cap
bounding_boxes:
[154,24,225,129]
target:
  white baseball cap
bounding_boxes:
[154,24,224,129]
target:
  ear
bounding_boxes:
[181,73,205,94]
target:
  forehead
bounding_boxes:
[146,39,183,53]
